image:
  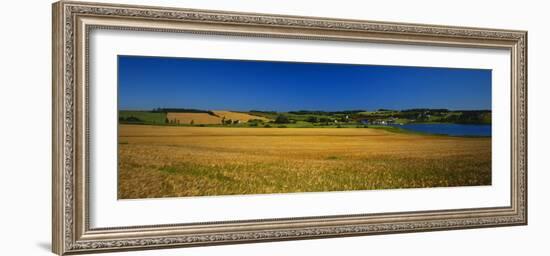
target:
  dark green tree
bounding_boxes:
[319,117,331,123]
[274,115,290,124]
[306,116,318,123]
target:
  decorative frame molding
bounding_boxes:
[52,1,527,255]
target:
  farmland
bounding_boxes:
[119,108,491,127]
[118,124,491,199]
[167,112,221,125]
[120,109,271,125]
[212,111,271,123]
[118,111,166,125]
[166,111,270,125]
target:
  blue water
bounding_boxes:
[392,123,491,137]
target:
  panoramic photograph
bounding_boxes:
[117,55,492,199]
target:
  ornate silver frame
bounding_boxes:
[52,1,527,255]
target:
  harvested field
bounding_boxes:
[118,125,491,199]
[212,111,271,122]
[166,112,221,125]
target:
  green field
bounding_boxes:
[119,111,166,125]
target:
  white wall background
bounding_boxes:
[0,0,547,255]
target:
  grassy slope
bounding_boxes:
[119,111,166,124]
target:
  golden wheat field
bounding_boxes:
[212,110,271,122]
[118,124,491,199]
[166,111,269,125]
[166,112,221,125]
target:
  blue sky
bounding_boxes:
[118,55,491,111]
